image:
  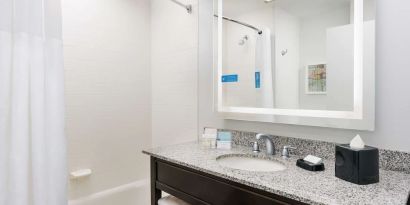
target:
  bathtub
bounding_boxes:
[69,179,150,205]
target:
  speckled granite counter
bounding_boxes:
[143,142,410,205]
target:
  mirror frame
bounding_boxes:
[215,0,374,130]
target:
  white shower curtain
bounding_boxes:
[0,0,67,205]
[255,28,274,108]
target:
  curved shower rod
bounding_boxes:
[214,14,263,35]
[170,0,192,14]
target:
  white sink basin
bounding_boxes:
[216,155,286,172]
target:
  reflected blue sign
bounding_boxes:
[222,74,238,83]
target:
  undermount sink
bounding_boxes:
[216,154,287,172]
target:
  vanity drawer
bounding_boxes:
[155,159,304,205]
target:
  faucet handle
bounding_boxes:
[252,141,260,153]
[281,145,296,158]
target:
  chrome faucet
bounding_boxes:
[281,145,296,158]
[256,133,275,155]
[252,141,260,153]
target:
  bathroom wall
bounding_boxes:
[151,0,199,147]
[298,1,375,112]
[274,7,300,110]
[199,0,410,152]
[298,6,351,111]
[63,0,151,204]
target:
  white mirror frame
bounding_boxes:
[216,0,375,130]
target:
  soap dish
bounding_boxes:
[296,159,325,172]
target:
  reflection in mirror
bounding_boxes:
[217,0,375,112]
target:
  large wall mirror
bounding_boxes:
[214,0,375,130]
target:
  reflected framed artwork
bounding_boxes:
[306,64,327,95]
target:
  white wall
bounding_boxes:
[151,0,198,147]
[298,7,351,110]
[63,0,151,202]
[199,0,410,152]
[274,8,300,109]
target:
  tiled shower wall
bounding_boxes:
[151,0,199,148]
[63,0,151,203]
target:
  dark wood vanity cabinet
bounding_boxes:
[150,157,307,205]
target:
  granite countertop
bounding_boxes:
[143,142,410,205]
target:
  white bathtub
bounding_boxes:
[69,180,150,205]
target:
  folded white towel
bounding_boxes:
[158,195,191,205]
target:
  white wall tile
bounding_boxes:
[151,0,199,147]
[63,0,151,200]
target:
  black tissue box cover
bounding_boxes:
[335,144,379,185]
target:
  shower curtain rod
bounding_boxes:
[214,14,263,34]
[170,0,192,13]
